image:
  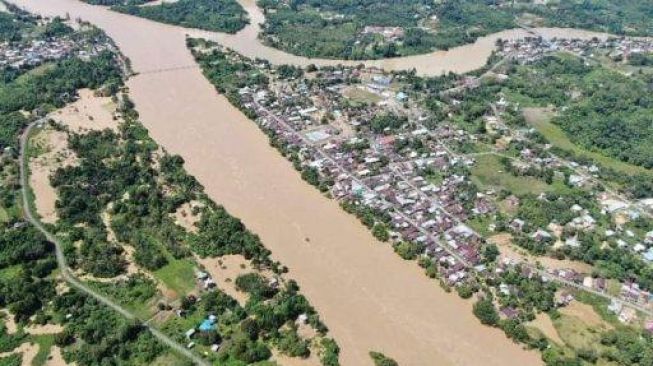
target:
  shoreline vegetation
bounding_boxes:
[91,0,250,34]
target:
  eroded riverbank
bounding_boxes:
[8,0,547,365]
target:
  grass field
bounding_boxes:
[342,86,382,105]
[523,107,649,175]
[153,259,197,299]
[31,334,55,366]
[553,313,608,354]
[470,154,555,196]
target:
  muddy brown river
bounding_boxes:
[9,1,607,364]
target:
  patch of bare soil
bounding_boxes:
[44,346,70,366]
[197,254,273,306]
[29,128,78,224]
[1,310,17,334]
[24,323,64,335]
[172,201,202,233]
[271,349,321,366]
[0,341,39,366]
[48,89,119,133]
[489,233,592,273]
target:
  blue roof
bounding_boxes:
[199,319,215,332]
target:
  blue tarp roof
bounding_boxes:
[199,319,215,331]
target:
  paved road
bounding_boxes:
[19,121,210,366]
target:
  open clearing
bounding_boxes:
[471,154,555,196]
[28,128,77,224]
[527,312,563,345]
[48,89,119,134]
[197,254,262,306]
[559,301,611,329]
[44,346,68,366]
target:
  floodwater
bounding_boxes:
[6,0,608,365]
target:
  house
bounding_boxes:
[530,229,552,242]
[510,219,525,232]
[500,307,519,319]
[565,236,580,248]
[185,329,196,339]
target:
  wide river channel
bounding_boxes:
[10,1,607,364]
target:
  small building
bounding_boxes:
[199,318,216,332]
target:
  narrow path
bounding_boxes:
[18,121,210,366]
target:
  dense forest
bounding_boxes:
[113,0,249,34]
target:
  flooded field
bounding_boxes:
[1,0,611,364]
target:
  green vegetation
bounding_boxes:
[628,52,653,66]
[0,224,56,323]
[84,0,153,5]
[53,290,167,365]
[31,334,55,366]
[153,258,196,297]
[114,0,248,34]
[161,277,334,365]
[369,351,398,366]
[529,0,653,37]
[190,38,268,112]
[89,274,158,318]
[471,154,553,195]
[189,206,273,266]
[257,0,515,59]
[523,107,647,176]
[0,52,122,149]
[473,298,500,326]
[500,54,653,169]
[257,0,653,60]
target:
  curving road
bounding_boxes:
[19,121,210,366]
